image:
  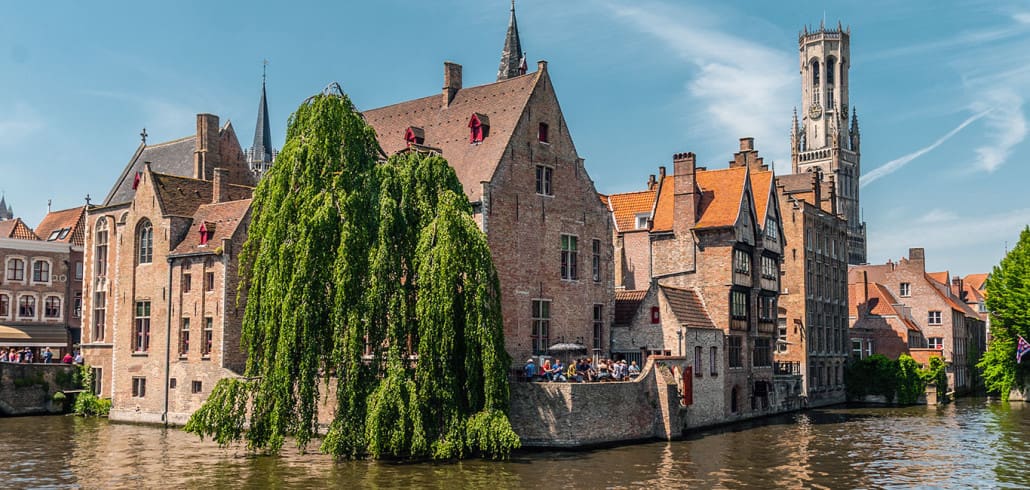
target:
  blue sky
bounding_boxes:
[1,0,1027,276]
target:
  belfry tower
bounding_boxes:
[791,21,866,264]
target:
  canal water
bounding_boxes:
[1,398,1027,488]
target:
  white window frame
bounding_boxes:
[31,257,52,285]
[635,213,650,230]
[16,293,38,320]
[5,256,27,284]
[43,294,63,320]
[928,310,942,325]
[899,282,911,297]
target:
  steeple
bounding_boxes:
[497,0,527,81]
[0,194,11,221]
[246,61,276,176]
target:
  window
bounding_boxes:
[18,296,35,318]
[928,310,942,325]
[203,317,214,357]
[759,296,776,322]
[468,113,488,143]
[900,283,910,297]
[75,262,83,280]
[591,239,602,282]
[134,301,151,352]
[728,336,743,368]
[28,259,50,282]
[761,256,778,280]
[812,60,820,86]
[733,249,751,274]
[777,318,788,353]
[753,338,772,367]
[93,292,106,341]
[199,223,212,246]
[44,296,61,318]
[826,57,836,85]
[531,300,550,355]
[694,346,703,376]
[535,165,553,196]
[929,337,943,350]
[170,378,177,389]
[95,219,109,277]
[91,368,102,395]
[205,272,215,291]
[635,213,649,230]
[592,304,603,351]
[183,273,192,293]
[731,290,748,320]
[827,87,835,109]
[538,122,549,143]
[865,340,873,357]
[179,318,190,357]
[132,377,146,398]
[191,381,203,394]
[765,218,778,241]
[137,220,153,264]
[852,339,862,359]
[979,302,987,313]
[560,235,578,280]
[7,258,25,281]
[710,346,718,375]
[73,292,81,318]
[0,294,7,318]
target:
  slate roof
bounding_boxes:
[150,172,252,218]
[252,81,274,158]
[363,72,540,202]
[605,189,656,232]
[170,199,252,256]
[0,218,38,240]
[105,136,197,206]
[34,206,87,246]
[614,290,647,325]
[660,285,717,329]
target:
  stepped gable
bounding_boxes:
[0,218,38,240]
[363,72,539,202]
[35,206,87,246]
[614,290,647,325]
[150,172,252,218]
[105,136,197,206]
[170,199,252,256]
[660,285,717,329]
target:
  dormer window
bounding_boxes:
[199,222,215,246]
[468,113,489,144]
[403,126,425,146]
[538,122,549,143]
[635,213,650,230]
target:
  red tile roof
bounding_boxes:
[660,285,717,329]
[964,273,989,291]
[927,271,949,285]
[0,218,38,240]
[614,290,647,325]
[650,175,677,232]
[925,274,977,316]
[606,189,656,232]
[170,199,252,256]
[849,282,921,332]
[694,167,748,230]
[751,170,774,222]
[35,206,86,246]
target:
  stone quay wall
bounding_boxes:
[0,362,79,416]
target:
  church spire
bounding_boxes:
[0,194,12,221]
[497,0,527,81]
[247,61,276,176]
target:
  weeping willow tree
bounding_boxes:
[184,86,519,459]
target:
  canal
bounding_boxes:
[1,398,1027,488]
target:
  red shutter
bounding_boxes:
[132,171,141,190]
[199,224,208,245]
[682,367,693,405]
[651,306,660,324]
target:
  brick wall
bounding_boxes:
[0,362,79,415]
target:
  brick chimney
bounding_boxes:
[729,137,768,172]
[443,62,462,108]
[212,167,230,204]
[673,152,698,235]
[908,248,925,268]
[194,114,221,181]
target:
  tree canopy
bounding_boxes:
[977,226,1030,399]
[184,88,519,459]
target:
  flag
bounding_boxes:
[1017,336,1030,364]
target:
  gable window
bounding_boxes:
[93,292,106,342]
[753,337,772,367]
[133,301,151,353]
[538,122,549,143]
[403,126,425,146]
[928,310,942,325]
[728,336,743,368]
[0,294,8,318]
[531,299,550,355]
[44,296,61,318]
[560,234,578,280]
[593,304,604,351]
[137,220,153,264]
[929,337,943,349]
[468,113,489,143]
[761,255,778,279]
[199,223,214,246]
[132,377,146,398]
[179,318,190,357]
[535,165,553,196]
[95,218,109,277]
[203,317,214,357]
[635,213,649,230]
[591,239,602,282]
[6,258,25,282]
[899,283,911,297]
[731,290,749,320]
[733,249,751,275]
[765,218,778,241]
[32,260,50,283]
[18,296,35,318]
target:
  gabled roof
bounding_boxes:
[606,189,656,232]
[751,170,774,223]
[170,199,252,256]
[614,290,648,325]
[694,166,749,230]
[105,136,197,206]
[849,282,921,332]
[964,273,989,291]
[150,172,253,218]
[927,271,949,285]
[925,273,978,316]
[0,218,38,240]
[660,285,717,329]
[363,71,541,202]
[34,206,86,246]
[650,175,676,232]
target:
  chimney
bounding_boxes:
[212,167,230,204]
[740,137,754,151]
[537,60,548,73]
[194,114,221,181]
[672,152,697,234]
[647,174,656,189]
[730,137,765,172]
[908,248,925,267]
[443,62,462,107]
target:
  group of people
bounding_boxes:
[1,347,82,364]
[524,356,640,383]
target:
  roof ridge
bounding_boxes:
[146,135,196,148]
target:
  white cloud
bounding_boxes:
[971,90,1027,172]
[918,209,958,224]
[1013,12,1030,24]
[0,103,44,146]
[604,2,794,168]
[860,110,988,188]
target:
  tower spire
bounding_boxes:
[247,60,276,176]
[497,0,526,81]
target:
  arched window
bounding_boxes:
[137,220,153,264]
[95,218,109,276]
[6,258,25,282]
[0,294,9,317]
[826,56,836,85]
[812,60,820,86]
[44,296,61,318]
[18,295,35,318]
[32,260,50,283]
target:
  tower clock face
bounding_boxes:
[809,104,823,119]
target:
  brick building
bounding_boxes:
[80,114,255,424]
[849,271,928,360]
[362,5,612,364]
[1,205,86,357]
[606,138,796,418]
[774,171,849,406]
[849,249,987,393]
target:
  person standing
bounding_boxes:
[62,352,73,364]
[43,347,53,364]
[524,358,537,381]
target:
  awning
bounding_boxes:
[0,325,69,348]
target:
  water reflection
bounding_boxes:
[1,398,1028,488]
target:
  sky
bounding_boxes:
[0,0,1027,276]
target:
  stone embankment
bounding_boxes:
[0,362,80,416]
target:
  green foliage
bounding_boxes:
[846,354,945,404]
[922,356,948,394]
[184,89,518,460]
[73,392,111,417]
[895,355,924,404]
[978,226,1030,400]
[13,374,46,388]
[52,391,66,402]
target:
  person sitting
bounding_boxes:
[62,352,73,364]
[612,359,625,381]
[596,359,612,382]
[550,359,567,382]
[541,359,552,381]
[524,358,537,381]
[628,360,641,378]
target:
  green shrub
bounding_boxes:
[73,391,111,417]
[846,354,947,404]
[52,391,66,402]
